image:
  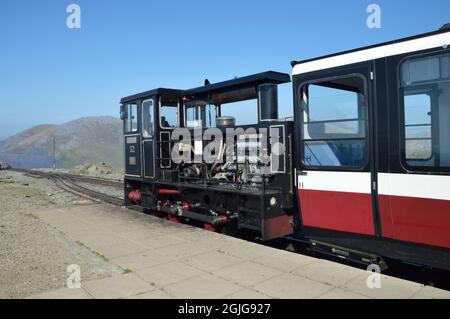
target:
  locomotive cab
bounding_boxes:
[120,88,183,205]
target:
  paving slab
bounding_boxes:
[118,228,167,241]
[216,242,272,261]
[73,232,124,249]
[340,272,425,299]
[291,259,362,286]
[94,223,151,235]
[111,251,174,271]
[252,273,334,299]
[135,261,205,287]
[163,274,243,299]
[317,288,370,299]
[35,211,83,230]
[183,250,244,272]
[156,241,224,259]
[213,261,282,287]
[27,287,93,299]
[29,204,450,299]
[92,240,147,259]
[136,234,187,250]
[411,286,450,299]
[252,249,317,272]
[82,273,155,299]
[126,289,174,299]
[225,288,272,299]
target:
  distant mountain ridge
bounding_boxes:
[0,116,123,169]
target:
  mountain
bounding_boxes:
[0,116,123,169]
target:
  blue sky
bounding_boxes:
[0,0,449,139]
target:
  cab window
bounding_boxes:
[160,97,179,128]
[184,104,217,128]
[124,103,138,133]
[142,99,154,138]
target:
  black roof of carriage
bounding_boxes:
[120,88,183,104]
[183,71,290,96]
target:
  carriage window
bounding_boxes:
[124,103,138,133]
[404,94,432,160]
[300,76,367,168]
[142,99,154,138]
[160,105,178,128]
[401,52,450,170]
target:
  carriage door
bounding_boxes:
[124,103,142,177]
[142,99,155,178]
[297,63,377,236]
[378,50,450,249]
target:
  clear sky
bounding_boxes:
[0,0,449,139]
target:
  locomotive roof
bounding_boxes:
[183,71,290,96]
[120,88,183,104]
[120,71,290,103]
[291,24,450,75]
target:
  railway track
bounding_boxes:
[13,169,124,206]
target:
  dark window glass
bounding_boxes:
[304,140,366,168]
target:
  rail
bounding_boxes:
[12,169,123,206]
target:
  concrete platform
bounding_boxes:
[28,204,450,299]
